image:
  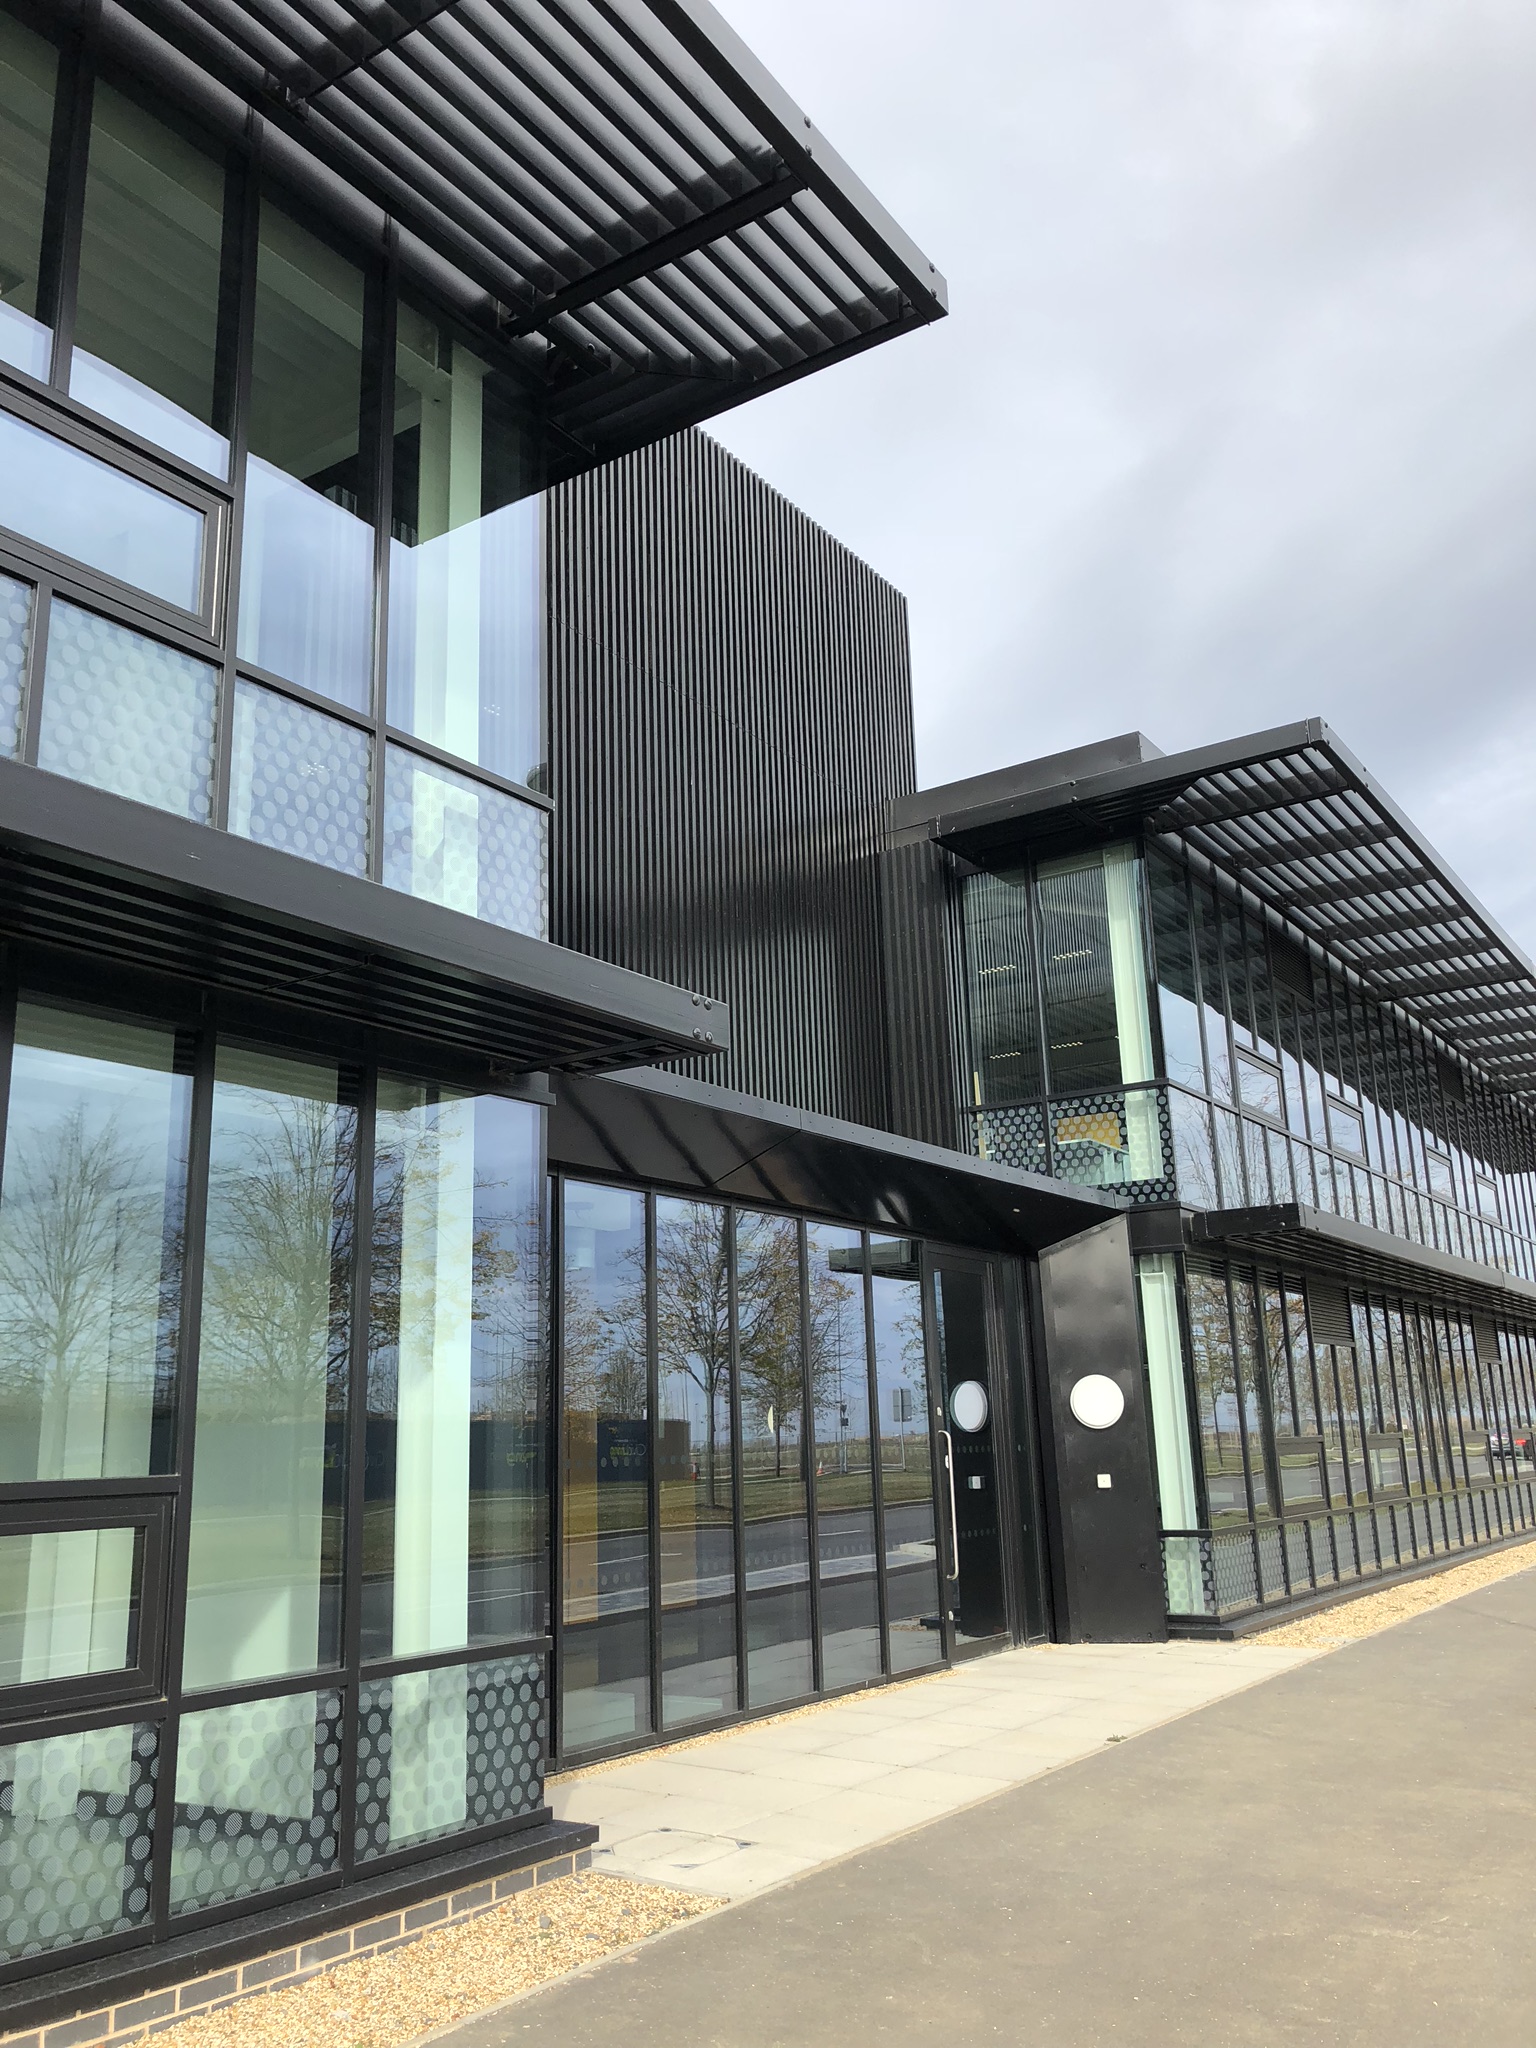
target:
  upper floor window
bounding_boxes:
[1036,845,1153,1097]
[0,13,55,382]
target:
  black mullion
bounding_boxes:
[727,1206,747,1711]
[367,229,398,880]
[336,1061,377,1876]
[547,1172,566,1763]
[645,1190,662,1737]
[210,140,260,831]
[862,1232,890,1676]
[800,1218,822,1696]
[39,27,91,386]
[149,1002,217,1942]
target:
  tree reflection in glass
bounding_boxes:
[869,1236,941,1670]
[807,1223,880,1687]
[736,1211,813,1707]
[655,1197,736,1726]
[183,1050,354,1690]
[0,1003,187,1686]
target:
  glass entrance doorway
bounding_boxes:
[929,1257,1010,1654]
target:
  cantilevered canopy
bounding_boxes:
[105,0,946,464]
[929,719,1536,1101]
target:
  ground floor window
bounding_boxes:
[1142,1250,1536,1620]
[555,1181,946,1759]
[0,973,548,1977]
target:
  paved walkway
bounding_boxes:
[547,1636,1315,1897]
[451,1568,1536,2047]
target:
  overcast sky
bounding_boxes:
[708,0,1536,941]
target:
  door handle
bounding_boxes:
[939,1428,960,1580]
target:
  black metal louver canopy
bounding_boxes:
[0,758,730,1075]
[97,0,947,467]
[928,719,1536,1102]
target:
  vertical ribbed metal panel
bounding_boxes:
[547,431,917,1129]
[880,836,969,1149]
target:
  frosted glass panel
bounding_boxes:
[0,570,33,757]
[183,1050,353,1690]
[229,680,371,876]
[38,600,216,819]
[383,745,548,936]
[0,1004,188,1483]
[0,1720,158,1962]
[171,1690,341,1913]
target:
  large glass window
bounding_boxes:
[389,303,542,788]
[1186,1266,1246,1524]
[0,1521,141,1688]
[239,201,372,710]
[0,1002,189,1483]
[869,1236,940,1671]
[70,81,230,475]
[0,408,205,610]
[807,1223,879,1688]
[383,745,548,937]
[364,1086,545,1663]
[0,14,57,382]
[654,1197,736,1729]
[1037,844,1154,1095]
[560,1181,649,1751]
[962,868,1042,1104]
[38,599,217,820]
[736,1211,813,1707]
[182,1050,354,1691]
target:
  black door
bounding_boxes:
[927,1256,1009,1654]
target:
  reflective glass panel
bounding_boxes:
[239,202,372,709]
[737,1211,813,1707]
[0,409,204,609]
[229,681,371,876]
[355,1652,544,1859]
[364,1087,546,1662]
[869,1236,940,1671]
[39,599,216,820]
[0,1525,141,1687]
[807,1223,879,1687]
[389,303,542,787]
[383,745,548,936]
[1186,1266,1248,1523]
[0,1720,157,1961]
[71,81,230,475]
[1038,845,1154,1094]
[0,569,32,758]
[961,867,1042,1105]
[183,1050,354,1690]
[655,1196,736,1729]
[0,1003,188,1482]
[0,15,56,381]
[560,1181,650,1751]
[171,1689,341,1914]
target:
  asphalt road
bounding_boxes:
[449,1569,1536,2048]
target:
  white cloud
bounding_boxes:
[707,0,1536,939]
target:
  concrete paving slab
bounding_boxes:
[451,1569,1536,2048]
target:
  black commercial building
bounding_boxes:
[0,0,1531,2033]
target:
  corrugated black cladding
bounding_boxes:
[548,430,916,1129]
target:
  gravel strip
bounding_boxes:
[132,1874,718,2048]
[1240,1535,1536,1648]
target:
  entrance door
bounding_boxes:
[928,1256,1009,1654]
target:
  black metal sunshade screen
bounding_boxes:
[113,0,946,461]
[935,720,1536,1101]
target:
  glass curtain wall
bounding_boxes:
[0,978,550,1971]
[555,1187,957,1755]
[1162,1250,1536,1619]
[963,843,1168,1195]
[0,27,548,935]
[1144,846,1536,1274]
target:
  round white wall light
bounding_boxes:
[1069,1374,1126,1430]
[949,1380,989,1433]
